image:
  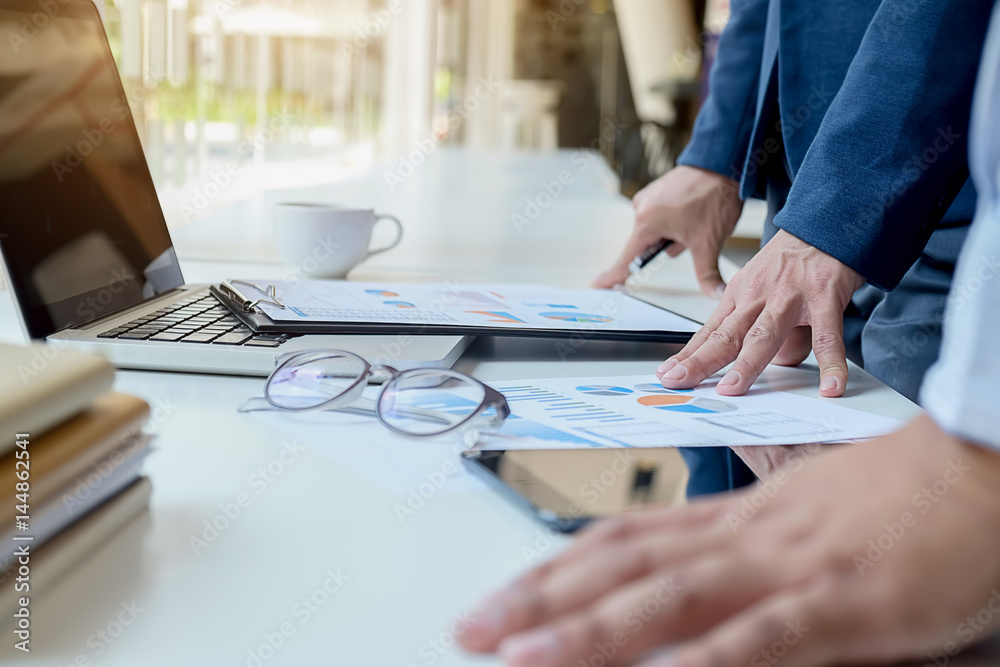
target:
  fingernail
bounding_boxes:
[470,595,507,635]
[720,370,741,386]
[820,376,840,393]
[500,630,560,665]
[657,358,678,374]
[664,364,688,382]
[714,284,726,298]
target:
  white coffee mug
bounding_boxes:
[272,204,403,279]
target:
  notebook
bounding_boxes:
[0,344,115,455]
[0,392,149,527]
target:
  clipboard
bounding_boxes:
[209,280,702,344]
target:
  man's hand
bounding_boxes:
[458,415,1000,667]
[594,166,743,297]
[657,229,865,397]
[731,443,824,480]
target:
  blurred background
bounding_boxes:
[94,0,731,227]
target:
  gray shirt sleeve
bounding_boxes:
[921,6,1000,449]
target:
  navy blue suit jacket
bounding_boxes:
[678,0,993,290]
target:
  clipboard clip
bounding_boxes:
[219,280,286,314]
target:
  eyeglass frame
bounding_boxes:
[262,349,511,439]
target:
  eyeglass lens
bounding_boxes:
[266,352,368,410]
[378,370,488,436]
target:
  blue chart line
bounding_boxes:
[500,385,631,423]
[404,393,481,416]
[500,417,601,446]
[501,386,565,402]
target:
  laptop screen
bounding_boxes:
[0,0,184,340]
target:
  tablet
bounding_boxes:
[462,447,691,533]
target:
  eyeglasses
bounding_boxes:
[238,349,511,446]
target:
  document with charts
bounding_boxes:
[483,373,903,449]
[236,280,701,340]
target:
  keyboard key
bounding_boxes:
[150,332,188,342]
[97,331,122,339]
[118,331,153,340]
[180,332,221,343]
[212,332,253,345]
[243,339,282,348]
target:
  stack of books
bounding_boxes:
[0,344,152,613]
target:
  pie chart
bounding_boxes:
[384,301,416,309]
[540,312,613,323]
[466,310,527,323]
[637,394,736,414]
[634,382,692,394]
[577,385,633,397]
[366,290,399,297]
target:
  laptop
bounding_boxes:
[0,0,468,375]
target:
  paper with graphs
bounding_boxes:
[485,373,902,449]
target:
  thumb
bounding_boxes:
[690,244,726,298]
[593,259,632,289]
[593,230,663,289]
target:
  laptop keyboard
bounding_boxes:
[96,292,292,348]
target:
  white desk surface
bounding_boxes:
[0,150,923,667]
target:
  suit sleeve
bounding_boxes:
[676,0,769,184]
[774,0,995,291]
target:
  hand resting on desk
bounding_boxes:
[656,230,864,398]
[593,165,743,298]
[459,414,1000,667]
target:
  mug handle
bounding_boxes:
[368,214,403,256]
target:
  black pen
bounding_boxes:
[628,239,674,275]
